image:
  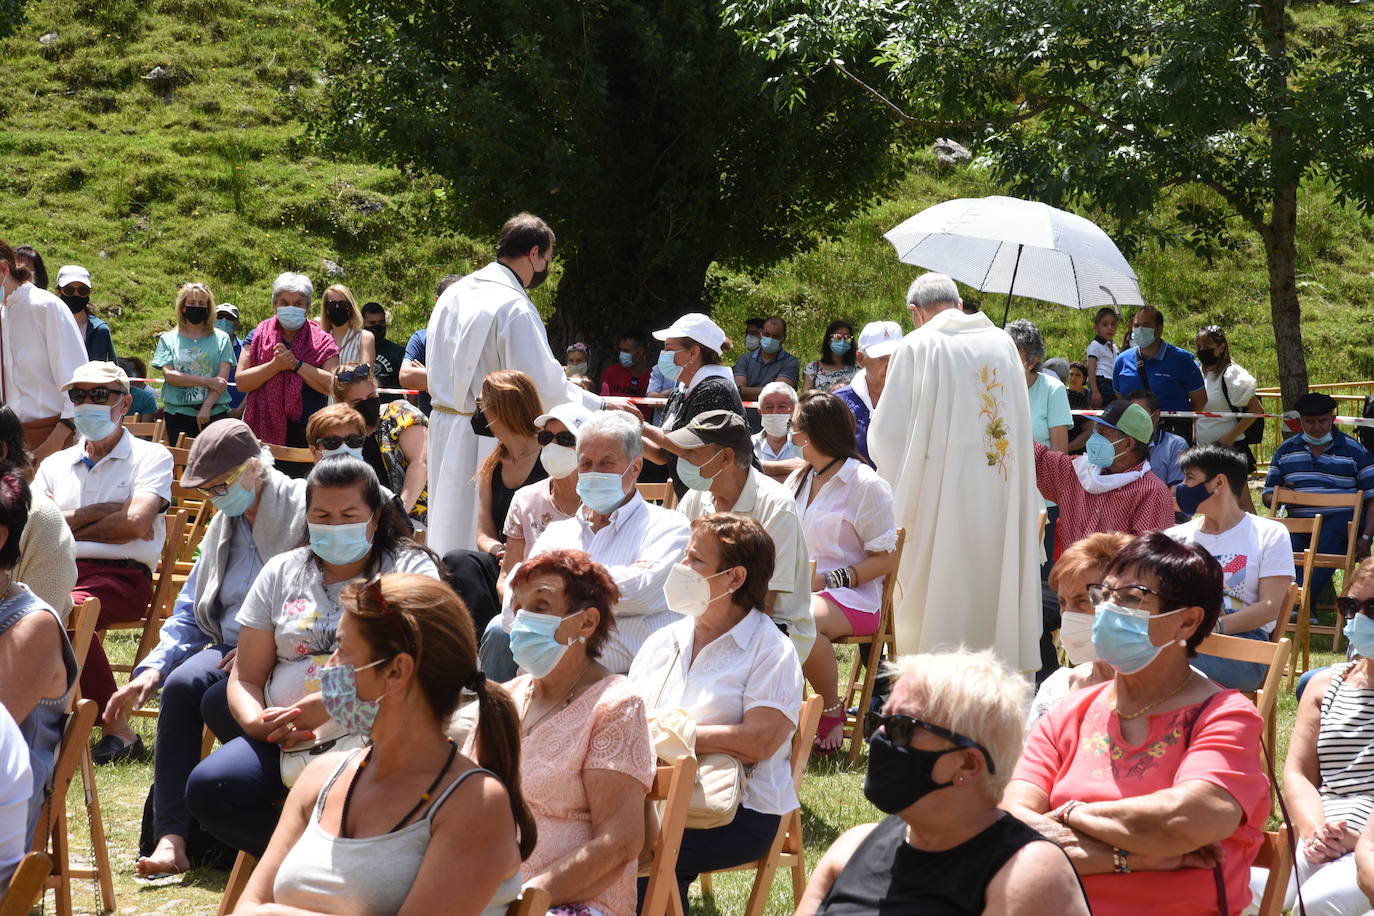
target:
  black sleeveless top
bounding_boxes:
[489,455,547,544]
[817,813,1075,915]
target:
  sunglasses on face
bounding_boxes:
[67,387,123,405]
[863,712,996,774]
[1337,597,1374,620]
[316,433,367,451]
[335,364,372,384]
[323,299,351,308]
[537,430,577,448]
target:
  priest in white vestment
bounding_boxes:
[868,273,1041,671]
[426,214,602,555]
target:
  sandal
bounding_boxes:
[813,703,847,756]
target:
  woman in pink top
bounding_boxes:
[1004,532,1269,916]
[495,549,654,916]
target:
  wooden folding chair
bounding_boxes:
[1274,486,1362,646]
[268,443,317,466]
[171,483,214,564]
[1252,830,1292,916]
[122,417,165,443]
[0,851,51,916]
[636,481,677,509]
[639,756,698,916]
[834,528,905,763]
[1196,634,1292,759]
[31,699,107,916]
[692,695,824,916]
[217,851,256,916]
[99,510,189,698]
[1275,514,1325,683]
[505,887,552,916]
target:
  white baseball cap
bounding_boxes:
[61,360,129,392]
[857,320,903,359]
[534,401,594,436]
[653,313,727,355]
[56,264,92,289]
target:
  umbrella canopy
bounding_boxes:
[884,196,1144,317]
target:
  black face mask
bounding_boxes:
[368,324,387,343]
[1197,347,1219,367]
[183,306,209,325]
[355,395,382,427]
[526,252,549,290]
[327,304,353,327]
[862,729,962,815]
[61,294,89,313]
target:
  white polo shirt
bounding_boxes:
[0,283,87,422]
[677,468,816,661]
[35,429,173,569]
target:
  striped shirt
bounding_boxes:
[1262,430,1374,521]
[522,492,690,674]
[1316,663,1374,832]
[1033,443,1177,548]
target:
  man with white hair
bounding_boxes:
[869,273,1041,671]
[484,410,689,675]
[833,320,902,465]
[753,380,803,480]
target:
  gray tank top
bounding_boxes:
[273,750,522,915]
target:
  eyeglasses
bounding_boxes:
[335,364,372,384]
[364,574,415,656]
[1337,597,1374,620]
[1087,583,1183,613]
[198,458,252,498]
[863,712,996,774]
[67,387,124,405]
[829,334,853,342]
[537,430,577,448]
[323,298,351,309]
[315,433,367,451]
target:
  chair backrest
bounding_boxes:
[505,887,552,916]
[790,695,824,791]
[639,756,698,916]
[1275,514,1323,582]
[1197,634,1291,726]
[122,417,165,443]
[67,597,101,678]
[1251,830,1292,916]
[31,699,96,853]
[167,445,192,481]
[146,511,189,633]
[1271,583,1299,643]
[1272,486,1362,572]
[170,484,214,562]
[636,482,676,509]
[268,443,317,465]
[878,529,907,621]
[0,851,51,916]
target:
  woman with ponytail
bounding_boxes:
[236,572,533,916]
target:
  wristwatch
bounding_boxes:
[294,358,303,372]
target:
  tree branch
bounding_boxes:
[827,59,1057,129]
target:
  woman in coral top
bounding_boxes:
[1003,532,1270,916]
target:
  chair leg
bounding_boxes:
[79,748,115,913]
[699,872,712,895]
[846,639,882,764]
[218,851,257,916]
[51,807,72,916]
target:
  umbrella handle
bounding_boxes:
[1000,243,1024,327]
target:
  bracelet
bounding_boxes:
[1215,616,1225,636]
[824,567,853,590]
[1051,799,1084,826]
[1112,847,1131,874]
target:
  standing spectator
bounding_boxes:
[1085,307,1118,408]
[741,317,765,354]
[399,273,459,417]
[733,316,800,426]
[643,360,672,426]
[332,363,429,527]
[425,215,604,556]
[803,320,857,393]
[599,329,652,415]
[1264,391,1374,604]
[641,313,743,496]
[117,357,160,420]
[1111,306,1205,443]
[35,361,172,764]
[753,381,804,481]
[153,282,235,443]
[0,240,88,463]
[236,272,341,447]
[361,301,404,402]
[1126,391,1188,488]
[319,284,375,367]
[1196,325,1262,512]
[215,304,246,413]
[13,245,48,290]
[833,320,902,466]
[55,264,116,363]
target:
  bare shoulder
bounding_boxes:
[822,822,880,865]
[985,839,1088,916]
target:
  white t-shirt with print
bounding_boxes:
[1166,514,1295,632]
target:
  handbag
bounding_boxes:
[279,722,368,787]
[1219,373,1264,446]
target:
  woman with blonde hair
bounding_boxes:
[153,282,236,442]
[235,572,534,915]
[319,284,375,367]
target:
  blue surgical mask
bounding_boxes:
[215,318,236,336]
[760,336,782,354]
[211,479,256,518]
[1091,602,1188,675]
[576,470,628,515]
[324,444,365,461]
[1132,326,1156,348]
[1302,431,1333,446]
[656,350,683,384]
[1084,431,1120,469]
[677,449,723,492]
[830,340,852,356]
[320,656,390,737]
[1344,614,1374,659]
[308,519,373,565]
[510,609,586,679]
[73,403,118,441]
[618,351,635,369]
[276,305,307,330]
[1174,479,1214,517]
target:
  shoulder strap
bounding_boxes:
[1219,371,1239,413]
[653,634,683,708]
[425,766,499,822]
[1136,349,1151,392]
[316,748,366,820]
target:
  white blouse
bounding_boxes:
[628,611,804,816]
[787,458,897,615]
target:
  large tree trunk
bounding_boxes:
[1262,184,1308,407]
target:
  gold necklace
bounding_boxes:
[520,663,593,737]
[1113,671,1195,721]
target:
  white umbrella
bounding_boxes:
[884,195,1144,324]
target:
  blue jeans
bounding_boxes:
[1193,624,1269,692]
[479,615,518,683]
[636,806,781,915]
[185,733,287,857]
[152,646,242,841]
[1290,512,1352,609]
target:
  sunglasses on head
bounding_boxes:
[316,433,367,451]
[335,364,372,384]
[863,712,996,774]
[1337,597,1374,620]
[364,573,415,656]
[537,430,577,448]
[67,387,124,405]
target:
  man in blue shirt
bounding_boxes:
[1112,306,1205,443]
[733,315,800,430]
[1263,392,1374,603]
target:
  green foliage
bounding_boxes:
[307,0,903,353]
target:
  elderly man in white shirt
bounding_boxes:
[0,241,88,463]
[671,409,815,661]
[752,381,804,481]
[480,409,689,677]
[35,361,172,764]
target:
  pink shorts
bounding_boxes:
[821,590,881,637]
